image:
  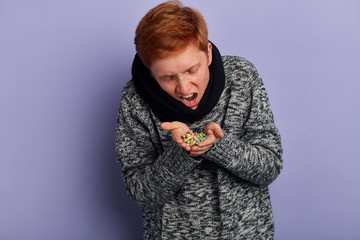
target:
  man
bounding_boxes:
[115,1,283,239]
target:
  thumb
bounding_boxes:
[161,121,181,131]
[160,122,172,131]
[207,129,214,136]
[214,128,224,139]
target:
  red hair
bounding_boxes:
[134,0,208,67]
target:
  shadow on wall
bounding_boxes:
[108,157,143,239]
[84,70,143,239]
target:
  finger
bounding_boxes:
[161,122,175,131]
[207,123,223,138]
[192,146,211,155]
[190,151,201,157]
[211,123,224,138]
[161,121,190,132]
[191,142,213,152]
[177,142,191,151]
[207,129,214,136]
[197,133,217,147]
[190,147,203,157]
[190,147,209,157]
[214,127,224,138]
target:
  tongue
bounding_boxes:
[184,94,196,102]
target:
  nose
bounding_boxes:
[176,74,191,94]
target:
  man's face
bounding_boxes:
[150,42,212,110]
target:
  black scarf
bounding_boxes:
[132,41,225,123]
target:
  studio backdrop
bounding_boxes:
[1,0,359,239]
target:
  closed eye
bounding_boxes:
[188,65,200,74]
[161,75,176,81]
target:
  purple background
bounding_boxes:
[1,0,359,239]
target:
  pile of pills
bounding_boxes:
[181,131,208,146]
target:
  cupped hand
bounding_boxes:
[161,121,192,151]
[189,122,224,157]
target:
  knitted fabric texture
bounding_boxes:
[116,56,283,240]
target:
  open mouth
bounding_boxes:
[180,93,197,103]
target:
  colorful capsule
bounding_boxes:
[182,130,209,146]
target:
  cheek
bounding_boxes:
[158,82,177,96]
[197,70,209,87]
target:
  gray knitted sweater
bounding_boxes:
[116,56,283,239]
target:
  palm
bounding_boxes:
[161,121,190,144]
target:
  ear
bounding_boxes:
[207,42,213,66]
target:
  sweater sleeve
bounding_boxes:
[115,89,201,209]
[203,62,283,186]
